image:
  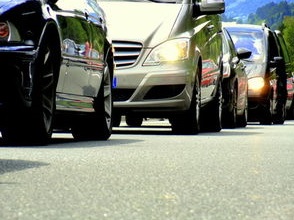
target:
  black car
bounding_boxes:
[0,0,114,145]
[221,27,251,128]
[274,30,294,120]
[225,23,288,125]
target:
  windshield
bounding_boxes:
[229,30,265,62]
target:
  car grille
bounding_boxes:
[113,89,135,101]
[112,41,142,68]
[144,85,185,100]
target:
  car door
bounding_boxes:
[83,0,107,97]
[54,0,94,97]
[275,30,294,112]
[195,15,222,102]
[267,30,281,100]
[225,31,248,109]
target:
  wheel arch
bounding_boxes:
[38,21,62,82]
[105,42,114,79]
[197,56,202,83]
[194,47,202,83]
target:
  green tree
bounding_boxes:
[281,16,294,69]
[247,1,294,29]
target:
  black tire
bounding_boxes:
[200,80,222,132]
[272,102,286,124]
[126,115,143,127]
[273,68,287,124]
[287,98,294,120]
[170,70,201,135]
[236,92,248,128]
[222,85,237,128]
[2,34,57,145]
[71,60,113,141]
[260,98,273,125]
[112,113,122,127]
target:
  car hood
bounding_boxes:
[244,62,267,79]
[0,0,29,14]
[98,2,181,47]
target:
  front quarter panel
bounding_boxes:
[0,0,59,108]
[193,15,222,104]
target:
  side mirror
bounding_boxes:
[237,48,252,60]
[47,0,58,4]
[198,0,225,15]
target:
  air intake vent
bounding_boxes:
[112,41,142,68]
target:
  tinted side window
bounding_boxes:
[275,32,292,77]
[276,33,290,63]
[268,31,279,61]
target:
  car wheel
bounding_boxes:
[260,98,273,125]
[200,79,222,132]
[72,60,113,141]
[170,70,201,134]
[112,113,121,127]
[287,98,294,119]
[222,84,237,128]
[236,91,248,128]
[272,102,286,124]
[2,35,57,145]
[126,115,143,127]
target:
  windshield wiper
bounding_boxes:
[144,0,177,3]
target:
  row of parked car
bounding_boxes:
[222,23,294,127]
[103,0,294,129]
[0,0,293,145]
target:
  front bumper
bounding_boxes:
[112,62,194,116]
[0,45,37,109]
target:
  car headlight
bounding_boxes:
[0,21,21,42]
[144,38,189,66]
[248,77,265,91]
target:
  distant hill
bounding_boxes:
[224,0,294,21]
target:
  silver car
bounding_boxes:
[99,0,225,133]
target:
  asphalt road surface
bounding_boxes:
[0,120,294,220]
